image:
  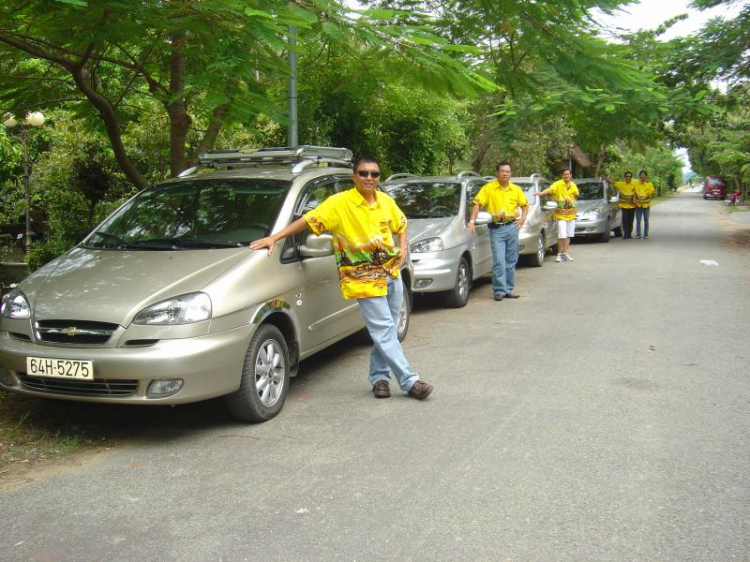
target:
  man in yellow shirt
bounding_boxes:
[605,171,636,239]
[467,160,529,301]
[536,168,578,262]
[634,169,656,239]
[250,155,433,400]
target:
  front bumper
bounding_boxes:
[518,229,539,256]
[0,324,254,404]
[409,246,463,293]
[575,216,609,236]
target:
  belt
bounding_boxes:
[488,221,516,229]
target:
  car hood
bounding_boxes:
[20,247,250,324]
[407,217,455,242]
[575,200,604,213]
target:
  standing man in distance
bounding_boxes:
[634,169,655,239]
[468,161,528,301]
[605,171,636,239]
[537,168,579,262]
[249,155,434,401]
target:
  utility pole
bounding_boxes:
[287,21,298,148]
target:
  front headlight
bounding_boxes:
[410,237,444,253]
[1,289,31,319]
[133,292,212,325]
[578,209,602,220]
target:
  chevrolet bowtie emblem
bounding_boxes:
[61,327,81,337]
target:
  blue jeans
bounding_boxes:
[635,207,650,236]
[489,223,519,296]
[357,275,419,392]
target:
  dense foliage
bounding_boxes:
[1,0,747,268]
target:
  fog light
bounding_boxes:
[147,379,184,398]
[415,279,433,289]
[0,367,18,387]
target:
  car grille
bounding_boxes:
[35,320,119,345]
[19,374,138,397]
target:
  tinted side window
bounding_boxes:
[282,178,343,261]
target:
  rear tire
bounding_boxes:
[613,226,623,237]
[225,324,290,423]
[444,257,471,307]
[397,278,411,342]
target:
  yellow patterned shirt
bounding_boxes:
[613,180,636,209]
[304,188,407,299]
[473,180,528,222]
[634,181,655,208]
[548,179,579,221]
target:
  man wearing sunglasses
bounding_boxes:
[250,155,434,401]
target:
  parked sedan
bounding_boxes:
[0,146,413,423]
[384,172,493,308]
[574,178,622,242]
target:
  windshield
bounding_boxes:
[576,181,605,200]
[512,182,538,204]
[85,178,290,250]
[386,181,462,218]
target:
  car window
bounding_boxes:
[386,181,462,218]
[86,178,290,250]
[282,177,344,261]
[465,180,486,219]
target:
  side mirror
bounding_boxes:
[543,201,558,211]
[299,233,334,258]
[609,196,619,204]
[474,211,493,226]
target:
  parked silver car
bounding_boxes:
[511,175,559,267]
[574,177,622,242]
[384,172,494,308]
[0,146,413,422]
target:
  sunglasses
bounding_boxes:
[356,170,381,178]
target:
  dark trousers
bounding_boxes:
[621,208,635,238]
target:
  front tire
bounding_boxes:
[598,221,611,242]
[225,324,290,423]
[526,233,546,267]
[397,279,411,342]
[444,257,471,307]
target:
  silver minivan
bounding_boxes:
[574,177,622,242]
[0,147,413,422]
[511,174,559,267]
[384,172,494,308]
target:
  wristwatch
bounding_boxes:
[469,219,475,224]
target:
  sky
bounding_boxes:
[595,0,742,41]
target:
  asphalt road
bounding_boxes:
[1,192,749,562]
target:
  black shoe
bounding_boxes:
[372,381,391,399]
[494,294,504,301]
[407,380,434,400]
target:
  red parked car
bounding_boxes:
[703,176,727,200]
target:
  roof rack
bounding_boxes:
[384,173,421,183]
[178,145,353,177]
[456,171,482,179]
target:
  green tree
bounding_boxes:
[0,0,489,189]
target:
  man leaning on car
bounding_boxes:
[249,155,434,401]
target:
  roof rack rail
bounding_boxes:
[178,146,353,177]
[384,173,420,182]
[456,171,482,179]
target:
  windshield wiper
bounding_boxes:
[86,231,137,249]
[128,238,242,250]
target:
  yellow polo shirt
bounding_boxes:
[304,188,407,300]
[473,180,528,222]
[613,180,636,209]
[634,181,655,208]
[548,179,579,221]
